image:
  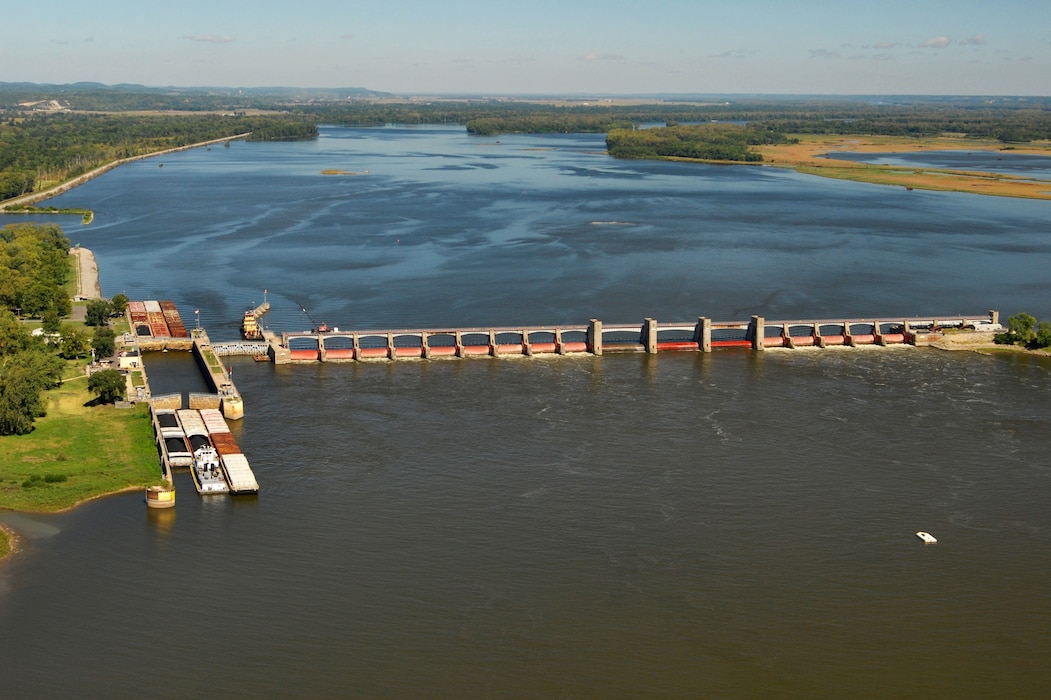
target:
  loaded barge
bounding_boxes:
[152,406,259,499]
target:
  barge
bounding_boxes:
[149,406,260,499]
[200,408,260,494]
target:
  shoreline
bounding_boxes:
[71,247,102,300]
[755,135,1051,200]
[0,521,18,565]
[0,133,252,211]
[0,487,145,567]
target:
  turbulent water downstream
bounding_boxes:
[2,127,1050,698]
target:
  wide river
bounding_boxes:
[2,127,1051,698]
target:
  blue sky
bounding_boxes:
[5,0,1049,95]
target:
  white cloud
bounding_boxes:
[809,49,842,59]
[959,34,985,46]
[865,41,900,50]
[920,36,951,49]
[579,53,624,62]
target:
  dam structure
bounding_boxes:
[121,300,245,420]
[257,311,1002,364]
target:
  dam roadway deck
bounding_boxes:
[253,311,1002,363]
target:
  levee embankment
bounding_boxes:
[0,133,251,211]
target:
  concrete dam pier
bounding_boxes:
[253,311,1002,364]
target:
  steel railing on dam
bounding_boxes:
[269,311,1001,363]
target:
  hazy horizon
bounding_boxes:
[5,1,1050,97]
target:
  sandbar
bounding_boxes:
[756,135,1051,199]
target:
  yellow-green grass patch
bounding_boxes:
[0,379,163,512]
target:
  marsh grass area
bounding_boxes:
[756,135,1051,199]
[0,377,162,512]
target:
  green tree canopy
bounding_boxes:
[0,308,34,356]
[84,299,112,326]
[1007,313,1037,344]
[92,326,116,358]
[1035,322,1051,349]
[0,223,71,318]
[87,369,125,404]
[0,348,62,435]
[41,309,61,334]
[58,326,90,360]
[606,124,795,162]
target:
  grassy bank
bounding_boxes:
[0,377,163,512]
[755,135,1051,200]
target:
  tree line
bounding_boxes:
[0,224,130,434]
[0,223,71,318]
[995,313,1051,350]
[0,113,317,201]
[4,88,1051,202]
[0,224,71,434]
[606,123,796,162]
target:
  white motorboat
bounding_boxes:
[916,531,937,544]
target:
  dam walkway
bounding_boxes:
[246,311,1002,363]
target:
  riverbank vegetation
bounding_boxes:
[0,224,73,436]
[1,225,117,436]
[466,114,635,135]
[3,204,93,223]
[995,313,1051,350]
[0,378,159,511]
[3,84,1051,204]
[0,223,72,318]
[0,112,316,201]
[0,223,160,511]
[606,123,796,162]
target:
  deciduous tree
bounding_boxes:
[87,369,126,404]
[85,299,112,326]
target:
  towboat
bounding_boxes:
[916,531,937,544]
[191,445,230,495]
[242,309,263,340]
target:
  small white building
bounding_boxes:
[118,348,141,370]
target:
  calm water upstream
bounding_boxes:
[2,127,1051,698]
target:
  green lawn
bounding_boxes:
[0,377,163,512]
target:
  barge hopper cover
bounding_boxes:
[221,453,259,494]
